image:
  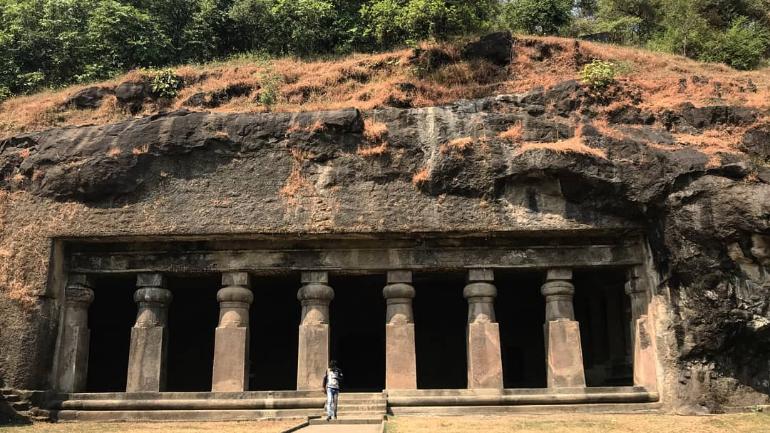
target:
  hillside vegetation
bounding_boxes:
[1,35,768,144]
[1,0,769,100]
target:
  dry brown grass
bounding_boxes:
[499,122,524,142]
[387,413,770,433]
[440,137,474,154]
[2,35,769,137]
[364,119,389,142]
[412,167,430,185]
[357,142,389,157]
[515,124,607,159]
[516,137,608,159]
[280,148,313,199]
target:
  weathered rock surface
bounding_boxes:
[0,79,769,410]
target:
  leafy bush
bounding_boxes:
[502,0,572,35]
[0,85,11,102]
[257,68,281,109]
[580,60,618,88]
[700,17,770,70]
[150,69,184,99]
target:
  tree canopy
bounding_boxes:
[0,0,768,98]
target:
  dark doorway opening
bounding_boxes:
[574,269,633,387]
[496,270,547,388]
[329,274,385,392]
[249,273,300,391]
[86,275,136,392]
[166,274,220,391]
[413,271,467,389]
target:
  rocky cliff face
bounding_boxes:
[0,77,768,411]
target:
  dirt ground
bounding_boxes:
[2,413,770,433]
[386,413,770,433]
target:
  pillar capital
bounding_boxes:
[387,270,412,284]
[137,273,166,289]
[217,286,254,304]
[222,271,251,288]
[301,271,328,284]
[134,287,173,306]
[467,268,494,283]
[65,274,95,306]
[541,268,575,321]
[298,271,334,304]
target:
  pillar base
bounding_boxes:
[545,320,586,388]
[467,322,504,389]
[297,324,329,391]
[212,327,249,392]
[57,326,90,393]
[386,323,417,390]
[126,326,168,392]
[633,316,658,391]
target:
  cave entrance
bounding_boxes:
[249,273,299,391]
[329,275,386,392]
[86,275,136,392]
[413,271,467,389]
[574,268,633,387]
[165,274,220,391]
[496,270,547,388]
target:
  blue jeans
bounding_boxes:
[326,387,339,419]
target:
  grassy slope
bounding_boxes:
[0,35,768,162]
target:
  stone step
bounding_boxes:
[309,417,384,425]
[336,405,387,412]
[3,394,21,402]
[12,401,31,411]
[54,408,323,422]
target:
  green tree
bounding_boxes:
[700,17,770,70]
[359,0,497,48]
[229,0,338,55]
[86,1,170,78]
[502,0,573,35]
[648,0,711,57]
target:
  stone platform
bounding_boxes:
[46,387,658,422]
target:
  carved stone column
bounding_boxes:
[625,266,650,348]
[383,270,417,390]
[296,271,334,391]
[541,269,586,388]
[464,269,503,389]
[57,274,95,393]
[212,272,254,392]
[626,267,657,390]
[126,273,172,392]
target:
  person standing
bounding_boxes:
[323,360,343,420]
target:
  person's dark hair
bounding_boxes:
[329,360,338,369]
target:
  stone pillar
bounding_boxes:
[383,271,417,390]
[56,274,95,393]
[212,272,254,392]
[126,273,172,393]
[296,271,334,391]
[626,267,657,390]
[541,269,586,388]
[625,266,650,348]
[464,269,504,389]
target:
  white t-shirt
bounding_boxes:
[326,368,341,389]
